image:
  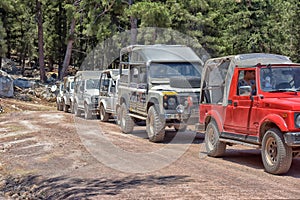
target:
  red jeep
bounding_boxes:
[198,53,300,174]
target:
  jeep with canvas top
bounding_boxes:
[118,45,202,142]
[73,71,101,119]
[98,69,128,122]
[62,76,74,113]
[198,53,300,174]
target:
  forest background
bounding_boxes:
[0,0,299,82]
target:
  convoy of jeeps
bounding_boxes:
[56,44,300,175]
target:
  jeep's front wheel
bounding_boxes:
[119,103,134,133]
[146,106,165,143]
[261,128,292,175]
[84,103,93,119]
[74,102,81,117]
[63,101,69,113]
[205,120,226,157]
[57,101,63,111]
[99,104,110,122]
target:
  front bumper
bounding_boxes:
[160,109,199,123]
[284,132,300,146]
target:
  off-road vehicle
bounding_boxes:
[73,71,101,119]
[56,81,64,111]
[98,69,128,122]
[118,45,202,142]
[197,53,300,174]
[62,76,74,112]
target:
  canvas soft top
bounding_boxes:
[121,44,202,64]
[201,53,293,106]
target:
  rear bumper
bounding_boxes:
[284,132,300,146]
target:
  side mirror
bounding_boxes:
[239,86,252,96]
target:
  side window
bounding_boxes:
[237,70,256,96]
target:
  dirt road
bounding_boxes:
[0,98,300,199]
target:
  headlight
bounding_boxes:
[295,113,300,128]
[168,97,176,107]
[163,95,177,109]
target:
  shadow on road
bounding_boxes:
[220,148,300,177]
[1,174,190,199]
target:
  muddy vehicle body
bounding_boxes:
[118,45,202,142]
[98,69,128,122]
[198,53,300,174]
[73,71,101,119]
[62,76,74,112]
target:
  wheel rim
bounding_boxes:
[265,136,278,166]
[207,126,216,150]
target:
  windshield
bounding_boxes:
[149,62,201,79]
[260,66,300,92]
[86,79,100,89]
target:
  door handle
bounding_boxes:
[233,102,238,107]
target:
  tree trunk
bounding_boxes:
[129,0,137,45]
[36,0,46,83]
[60,18,76,80]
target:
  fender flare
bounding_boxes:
[204,109,223,131]
[99,99,107,110]
[259,114,288,141]
[147,97,159,113]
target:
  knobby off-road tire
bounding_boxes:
[63,100,69,113]
[119,103,134,133]
[74,102,81,117]
[99,104,110,122]
[70,102,75,114]
[146,106,165,143]
[261,128,293,175]
[57,101,63,111]
[205,120,226,157]
[84,103,93,119]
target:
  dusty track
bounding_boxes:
[0,98,300,199]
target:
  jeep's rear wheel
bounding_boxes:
[99,104,110,122]
[70,101,74,114]
[74,102,81,117]
[146,106,165,143]
[57,101,63,111]
[261,128,292,175]
[63,101,69,112]
[205,120,226,157]
[84,103,93,119]
[115,106,121,125]
[120,103,134,133]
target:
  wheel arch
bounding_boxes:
[147,97,159,113]
[259,114,288,142]
[204,110,223,131]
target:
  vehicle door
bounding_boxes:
[99,73,112,112]
[224,69,258,135]
[128,65,147,114]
